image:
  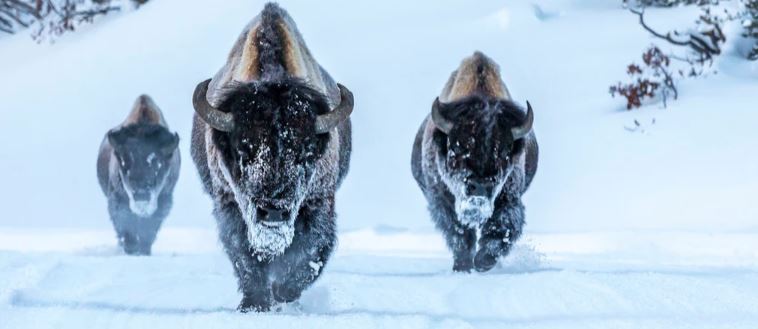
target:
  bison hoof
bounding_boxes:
[272,282,302,304]
[238,296,273,313]
[453,258,473,273]
[474,251,498,272]
[123,246,151,256]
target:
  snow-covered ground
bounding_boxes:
[0,0,757,327]
[2,228,758,329]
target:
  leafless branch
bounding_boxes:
[630,8,722,61]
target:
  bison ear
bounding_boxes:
[107,128,128,149]
[431,98,454,134]
[160,132,180,155]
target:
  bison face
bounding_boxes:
[431,96,533,227]
[108,124,179,217]
[219,82,329,226]
[194,79,353,256]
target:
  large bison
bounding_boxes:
[412,52,538,273]
[97,95,181,255]
[190,3,353,312]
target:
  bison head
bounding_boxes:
[431,96,533,227]
[108,124,179,217]
[193,79,353,255]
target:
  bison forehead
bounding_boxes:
[215,79,330,169]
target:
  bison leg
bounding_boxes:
[270,200,336,304]
[431,202,476,272]
[115,218,161,256]
[118,231,140,255]
[215,201,274,312]
[474,200,524,272]
[110,200,163,256]
[134,219,161,255]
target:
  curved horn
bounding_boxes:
[315,84,354,134]
[431,98,454,134]
[511,101,534,140]
[192,79,235,132]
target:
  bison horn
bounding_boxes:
[192,79,235,132]
[431,98,454,134]
[511,101,534,140]
[315,83,354,134]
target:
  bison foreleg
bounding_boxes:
[111,208,161,256]
[270,241,333,304]
[432,201,476,272]
[474,200,524,272]
[270,202,336,304]
[118,226,159,256]
[215,201,274,312]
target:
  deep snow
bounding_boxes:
[0,0,757,327]
[1,228,758,329]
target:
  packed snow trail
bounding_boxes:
[1,228,757,329]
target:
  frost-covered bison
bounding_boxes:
[412,52,538,273]
[190,3,353,312]
[97,95,180,256]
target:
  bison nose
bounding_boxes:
[256,206,289,223]
[466,182,489,197]
[133,190,151,202]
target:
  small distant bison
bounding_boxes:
[97,95,180,255]
[412,52,538,272]
[191,3,353,311]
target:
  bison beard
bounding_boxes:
[247,221,295,256]
[457,196,494,226]
[214,144,302,257]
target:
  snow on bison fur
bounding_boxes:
[412,52,538,273]
[190,3,353,312]
[97,95,180,256]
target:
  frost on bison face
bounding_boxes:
[212,81,330,256]
[109,125,179,218]
[433,97,530,227]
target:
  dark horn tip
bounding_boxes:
[192,78,235,132]
[431,97,453,134]
[337,83,354,106]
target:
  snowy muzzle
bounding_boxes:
[128,196,158,218]
[123,183,161,218]
[456,196,494,227]
[241,202,297,257]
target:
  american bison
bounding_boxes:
[190,3,353,311]
[97,95,180,256]
[412,52,538,273]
